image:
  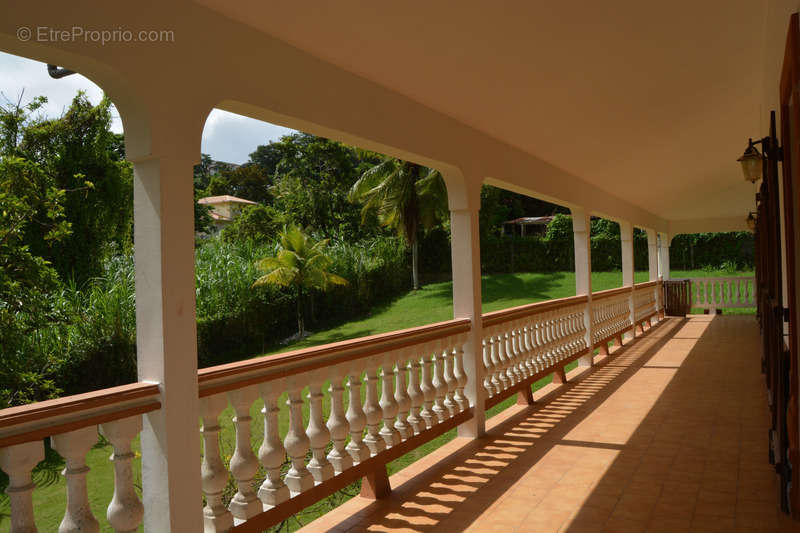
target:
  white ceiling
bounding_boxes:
[196,1,767,221]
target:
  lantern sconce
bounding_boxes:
[738,140,763,183]
[746,211,757,232]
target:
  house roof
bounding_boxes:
[197,195,258,205]
[504,216,555,226]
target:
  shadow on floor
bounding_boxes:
[301,316,798,533]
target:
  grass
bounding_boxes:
[1,269,749,532]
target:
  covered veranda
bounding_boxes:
[301,316,794,533]
[1,2,800,532]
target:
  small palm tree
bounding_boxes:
[253,225,347,338]
[349,159,447,290]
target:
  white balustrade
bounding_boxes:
[327,378,352,473]
[345,374,370,464]
[99,417,144,533]
[0,441,44,533]
[394,356,412,439]
[227,386,261,520]
[284,388,313,495]
[257,387,289,507]
[306,381,334,484]
[431,346,448,422]
[379,363,401,447]
[689,276,756,310]
[0,321,471,533]
[419,351,436,429]
[51,426,101,533]
[453,340,468,412]
[199,393,234,532]
[407,358,424,435]
[362,366,385,455]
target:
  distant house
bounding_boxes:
[197,195,257,232]
[503,216,555,237]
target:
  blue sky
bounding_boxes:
[0,51,296,164]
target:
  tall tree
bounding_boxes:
[13,92,133,282]
[349,159,447,290]
[253,225,347,337]
[269,133,382,238]
[0,95,72,406]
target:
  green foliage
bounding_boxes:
[195,234,409,366]
[479,184,568,238]
[270,134,382,237]
[544,213,573,243]
[0,98,71,406]
[8,92,133,282]
[194,189,214,234]
[349,158,448,289]
[218,164,273,204]
[254,226,347,337]
[221,204,283,243]
[204,174,232,196]
[670,232,754,271]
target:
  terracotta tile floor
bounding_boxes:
[299,316,800,533]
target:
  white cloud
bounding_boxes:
[200,109,296,164]
[1,51,296,164]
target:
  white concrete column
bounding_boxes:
[571,208,593,366]
[619,221,635,337]
[620,221,635,287]
[658,232,671,280]
[450,203,485,438]
[646,229,658,281]
[133,154,204,532]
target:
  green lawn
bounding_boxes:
[1,269,751,532]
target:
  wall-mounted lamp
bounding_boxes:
[738,140,763,183]
[746,211,757,231]
[737,113,782,183]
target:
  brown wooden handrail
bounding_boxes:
[591,286,632,300]
[0,382,161,447]
[198,318,471,397]
[481,294,589,327]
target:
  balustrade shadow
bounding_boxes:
[302,317,693,532]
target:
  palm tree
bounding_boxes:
[349,159,447,290]
[253,225,347,338]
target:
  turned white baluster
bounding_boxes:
[327,377,352,473]
[506,326,520,385]
[99,417,144,533]
[306,381,334,483]
[481,339,494,397]
[495,330,510,391]
[406,358,424,434]
[257,387,289,508]
[419,352,436,429]
[51,426,100,533]
[345,374,369,463]
[531,317,543,372]
[284,388,313,495]
[488,332,503,394]
[227,386,261,520]
[362,367,385,455]
[0,440,44,533]
[379,364,401,447]
[199,394,233,532]
[443,346,458,417]
[523,321,536,376]
[431,346,448,422]
[394,357,411,440]
[453,340,468,412]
